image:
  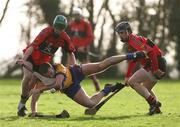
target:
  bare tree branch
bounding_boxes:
[0,0,10,25]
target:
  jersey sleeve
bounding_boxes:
[31,27,51,50]
[147,51,159,73]
[144,39,160,73]
[62,32,76,52]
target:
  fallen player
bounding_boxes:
[28,52,146,117]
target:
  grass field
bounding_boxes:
[0,79,180,127]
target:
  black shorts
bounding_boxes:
[63,65,85,99]
[158,56,167,73]
[27,56,40,72]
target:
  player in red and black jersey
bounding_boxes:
[16,15,76,116]
[66,7,100,91]
[115,21,167,115]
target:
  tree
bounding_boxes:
[168,0,180,76]
[1,0,175,78]
[0,0,10,25]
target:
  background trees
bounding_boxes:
[0,0,180,78]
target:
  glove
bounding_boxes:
[135,51,148,59]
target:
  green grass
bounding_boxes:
[0,79,180,127]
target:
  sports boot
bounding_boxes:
[17,103,27,117]
[148,101,162,115]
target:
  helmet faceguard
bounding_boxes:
[53,15,67,31]
[115,21,132,34]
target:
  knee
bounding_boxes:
[128,79,136,89]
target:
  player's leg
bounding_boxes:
[73,84,121,108]
[30,93,41,117]
[76,50,101,91]
[128,68,161,115]
[141,73,160,103]
[143,79,157,100]
[85,53,101,92]
[17,62,33,116]
[143,80,162,115]
[82,55,127,76]
[65,64,122,108]
[73,88,104,108]
[127,68,153,99]
[81,52,146,76]
[30,82,44,117]
[90,75,100,91]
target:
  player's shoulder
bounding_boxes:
[41,26,54,33]
[60,31,69,38]
[54,63,66,72]
[42,26,53,30]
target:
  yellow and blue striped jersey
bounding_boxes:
[54,64,73,88]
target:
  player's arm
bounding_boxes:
[22,46,34,61]
[30,74,64,95]
[144,39,160,75]
[17,46,34,66]
[144,39,165,79]
[62,32,76,53]
[67,52,77,65]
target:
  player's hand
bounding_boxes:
[77,46,85,52]
[153,69,165,79]
[64,43,76,52]
[134,51,148,59]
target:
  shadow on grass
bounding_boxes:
[0,114,150,122]
[69,114,148,121]
[0,116,20,121]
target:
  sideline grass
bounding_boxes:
[0,79,180,127]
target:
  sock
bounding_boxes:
[20,95,29,104]
[126,53,135,60]
[146,95,156,105]
[101,87,111,95]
